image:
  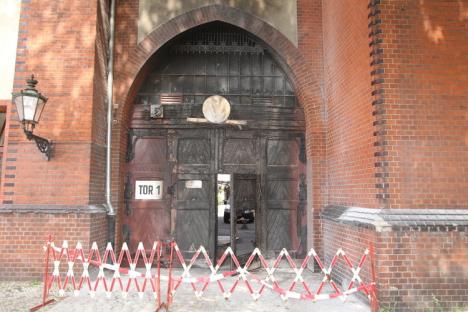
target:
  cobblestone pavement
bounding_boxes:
[0,270,370,312]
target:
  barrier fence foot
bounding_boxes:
[155,302,169,312]
[29,299,56,312]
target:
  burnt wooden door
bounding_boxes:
[264,132,306,255]
[127,23,307,257]
[124,131,172,251]
[171,129,216,258]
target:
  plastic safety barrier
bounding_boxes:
[30,236,378,311]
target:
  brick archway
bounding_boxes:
[112,4,326,252]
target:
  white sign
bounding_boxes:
[185,180,203,189]
[135,180,163,200]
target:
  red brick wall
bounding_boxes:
[0,0,111,281]
[378,0,468,208]
[3,0,102,205]
[112,0,140,248]
[377,228,468,311]
[0,211,107,281]
[6,143,92,204]
[322,0,378,208]
[89,0,109,205]
[296,0,327,255]
[323,219,468,311]
[322,219,376,296]
[0,99,11,199]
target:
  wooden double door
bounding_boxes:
[123,127,306,258]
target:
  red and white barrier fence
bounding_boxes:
[30,236,378,311]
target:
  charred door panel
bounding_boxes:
[174,174,211,210]
[178,138,211,165]
[220,130,257,175]
[124,135,172,250]
[222,139,256,165]
[266,209,296,251]
[173,130,215,257]
[264,136,305,253]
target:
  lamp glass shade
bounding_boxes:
[33,97,46,123]
[23,94,39,121]
[13,95,24,121]
[12,76,48,132]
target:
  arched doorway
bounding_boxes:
[123,22,307,260]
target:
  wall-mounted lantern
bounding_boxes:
[12,75,53,160]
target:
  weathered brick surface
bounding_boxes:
[377,229,468,311]
[377,0,468,208]
[3,0,103,205]
[324,219,468,311]
[322,219,377,302]
[0,0,110,281]
[323,0,378,208]
[0,211,107,281]
[322,1,468,310]
[88,0,109,205]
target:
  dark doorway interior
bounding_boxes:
[216,173,257,263]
